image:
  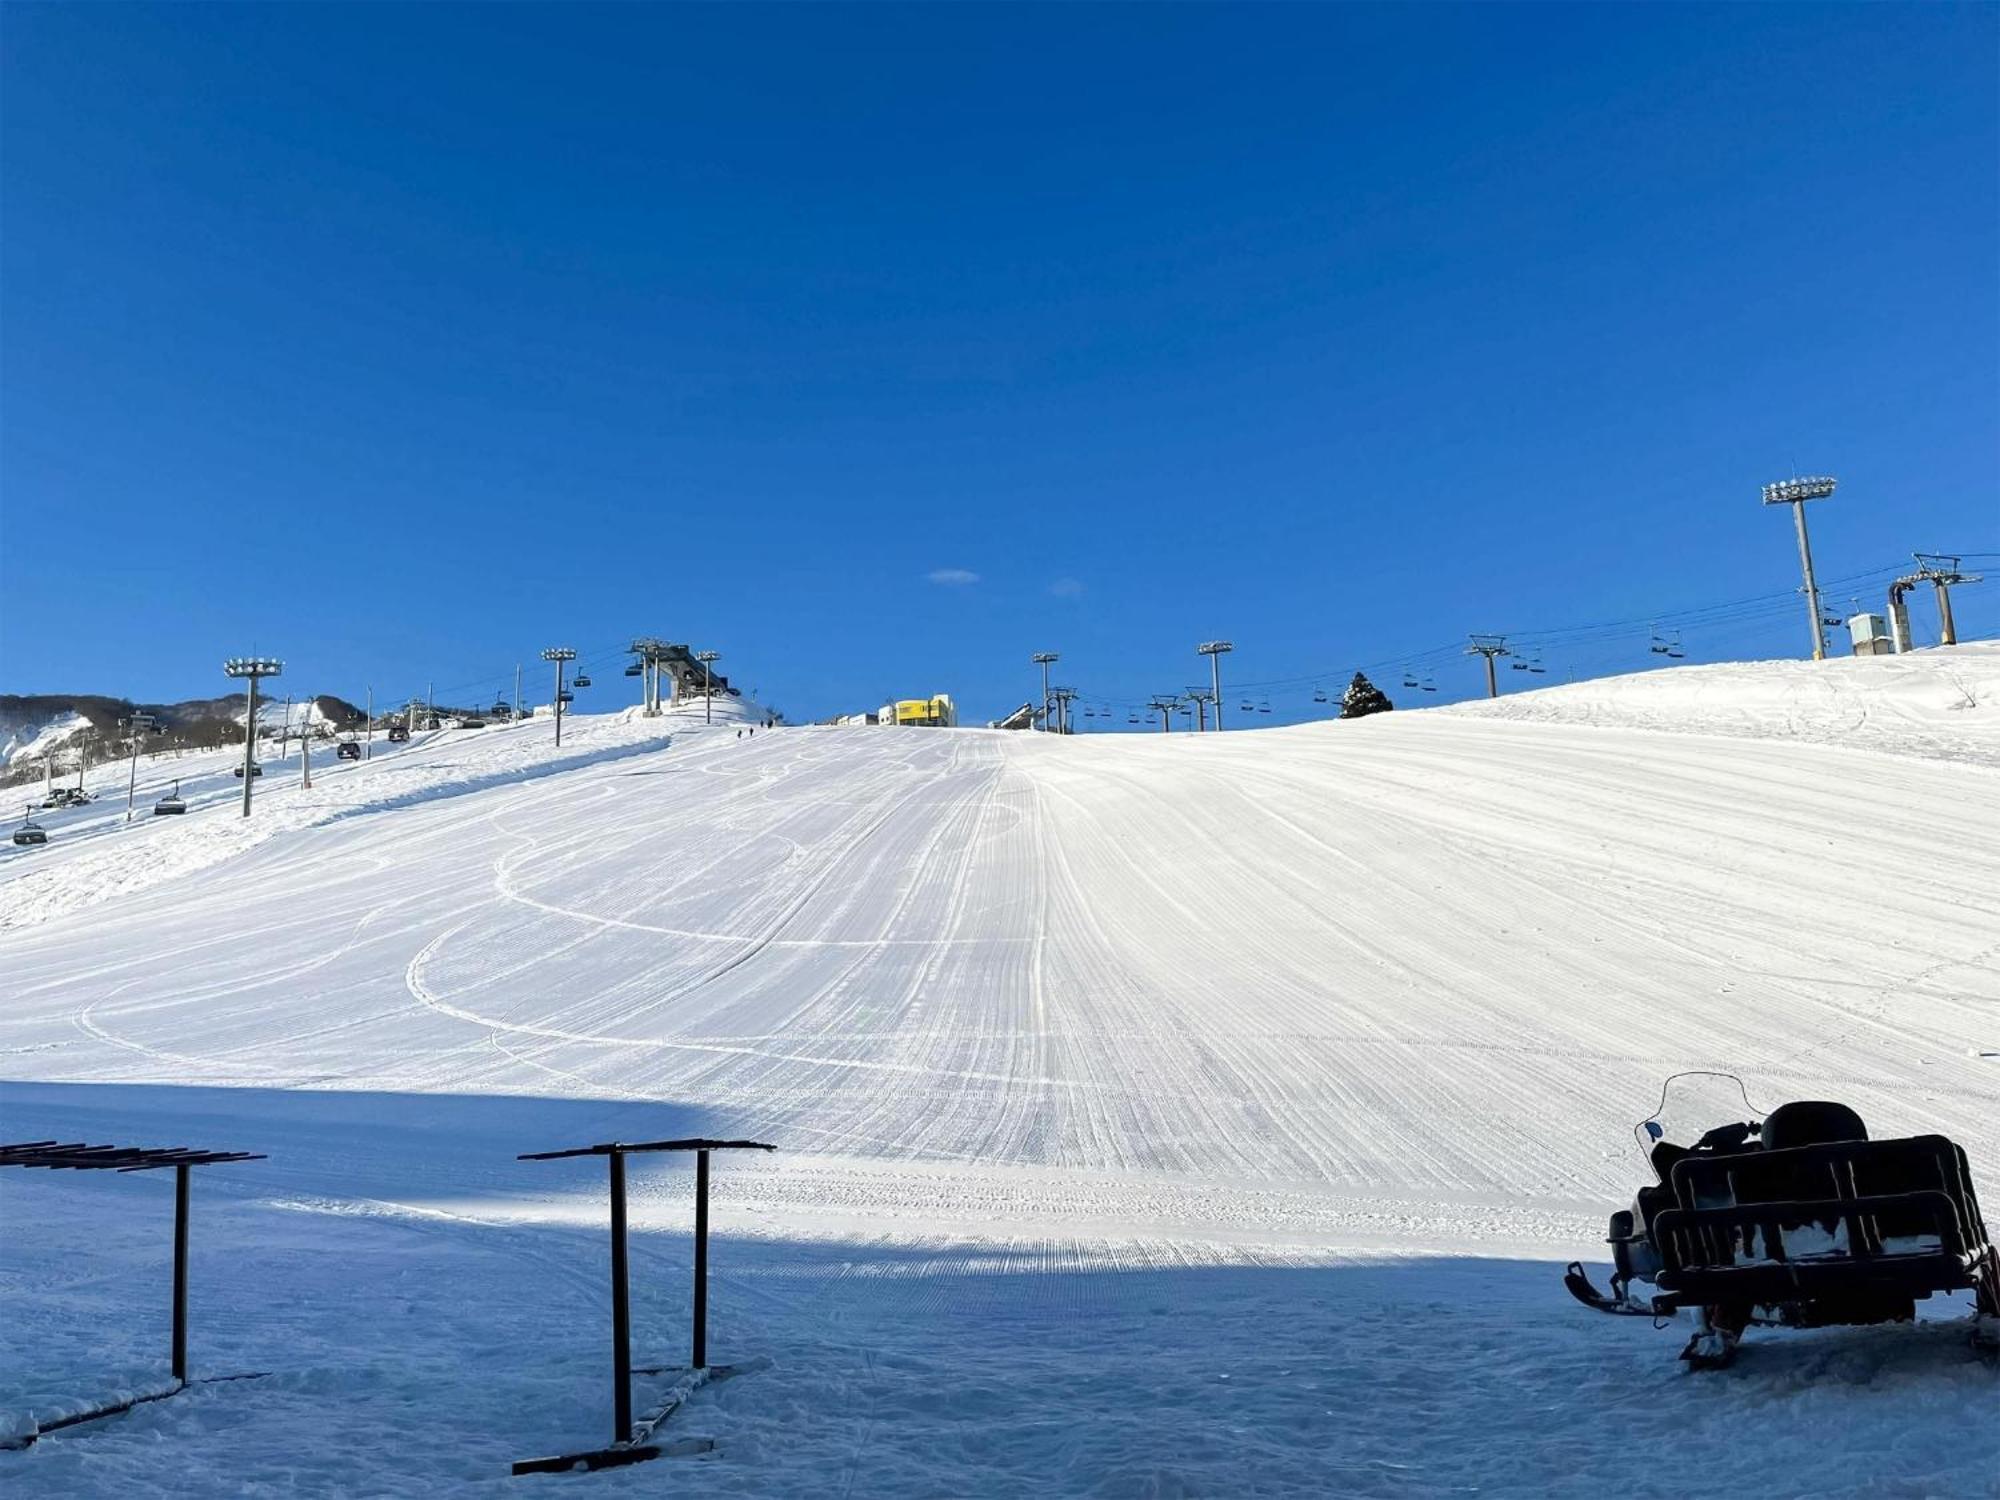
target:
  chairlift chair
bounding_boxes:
[1313,686,1328,704]
[1127,713,1140,725]
[624,661,643,678]
[154,780,187,815]
[1402,672,1421,689]
[13,806,47,846]
[1258,699,1273,714]
[557,690,574,704]
[1529,658,1547,674]
[573,673,592,689]
[336,741,361,761]
[387,724,411,743]
[232,762,262,778]
[1421,675,1438,693]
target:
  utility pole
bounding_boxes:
[542,647,576,747]
[121,712,161,823]
[1031,652,1059,732]
[223,658,282,817]
[1466,635,1510,698]
[1760,476,1837,661]
[1149,696,1178,732]
[1912,554,1983,646]
[1197,642,1232,730]
[696,650,720,725]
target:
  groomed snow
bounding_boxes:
[1,653,1995,1497]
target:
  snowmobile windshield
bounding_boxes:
[1635,1072,1766,1169]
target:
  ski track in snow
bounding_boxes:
[2,656,1998,1496]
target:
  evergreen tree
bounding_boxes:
[1339,671,1394,719]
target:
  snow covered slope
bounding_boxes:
[1,651,1995,1497]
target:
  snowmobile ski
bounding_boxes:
[1563,1263,1655,1316]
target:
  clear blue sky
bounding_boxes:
[3,3,1994,723]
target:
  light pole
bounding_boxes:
[121,712,161,822]
[1197,642,1232,731]
[542,647,577,747]
[1031,652,1059,731]
[223,658,282,817]
[695,650,720,725]
[1761,476,1837,661]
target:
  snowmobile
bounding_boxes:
[1565,1073,1999,1368]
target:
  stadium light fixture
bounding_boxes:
[1761,475,1837,660]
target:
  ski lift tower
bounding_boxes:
[1760,476,1837,661]
[1465,635,1510,698]
[222,658,281,817]
[1911,554,1983,646]
[120,711,161,823]
[542,646,577,747]
[1197,641,1233,731]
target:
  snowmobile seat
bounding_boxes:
[1652,1135,1998,1315]
[1760,1100,1866,1151]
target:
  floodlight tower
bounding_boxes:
[1197,642,1232,730]
[223,658,282,817]
[1465,636,1510,699]
[120,711,161,823]
[1031,652,1059,732]
[1760,476,1837,660]
[695,650,720,725]
[542,647,577,747]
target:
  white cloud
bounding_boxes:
[927,568,980,586]
[1048,577,1085,599]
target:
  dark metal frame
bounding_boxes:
[0,1140,266,1449]
[511,1136,774,1476]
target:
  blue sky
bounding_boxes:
[3,3,1994,724]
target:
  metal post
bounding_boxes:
[1790,502,1827,661]
[515,663,523,723]
[365,687,373,759]
[555,659,566,747]
[1484,654,1498,699]
[609,1149,631,1443]
[705,660,712,725]
[300,705,312,789]
[126,729,143,823]
[1933,579,1958,646]
[1210,655,1222,730]
[692,1148,711,1369]
[172,1162,190,1383]
[278,696,291,760]
[242,676,258,817]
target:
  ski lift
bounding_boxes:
[232,762,262,778]
[1312,685,1328,704]
[1420,674,1438,693]
[557,690,574,704]
[1239,699,1254,713]
[573,673,592,689]
[623,660,643,678]
[1258,699,1273,714]
[14,805,47,846]
[1402,671,1420,689]
[1528,656,1547,675]
[154,780,187,816]
[1126,713,1139,725]
[336,741,362,761]
[1511,658,1530,671]
[387,724,411,743]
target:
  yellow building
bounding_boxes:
[892,695,957,727]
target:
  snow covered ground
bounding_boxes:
[2,651,1996,1496]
